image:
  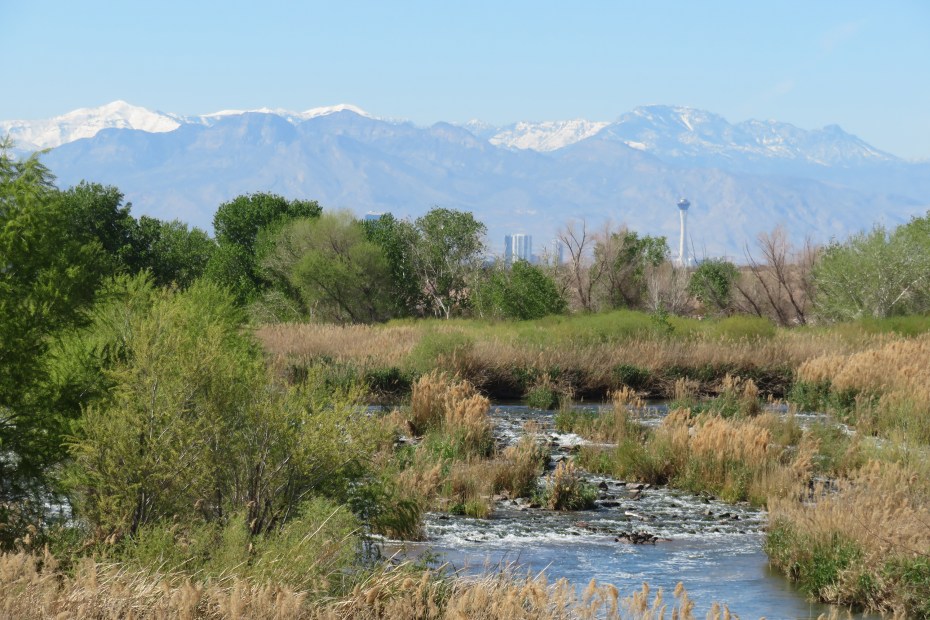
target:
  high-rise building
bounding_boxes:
[510,233,532,263]
[504,234,513,265]
[676,199,692,267]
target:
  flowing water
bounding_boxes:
[391,404,869,619]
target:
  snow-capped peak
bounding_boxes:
[490,119,609,151]
[199,103,371,124]
[0,100,181,151]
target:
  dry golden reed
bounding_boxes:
[0,551,735,620]
[256,319,873,397]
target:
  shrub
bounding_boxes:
[539,461,596,511]
[406,330,474,376]
[612,363,650,389]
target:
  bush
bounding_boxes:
[612,363,651,389]
[406,330,474,375]
[473,260,566,320]
[538,461,596,511]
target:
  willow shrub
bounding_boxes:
[64,276,383,541]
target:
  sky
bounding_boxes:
[3,1,930,159]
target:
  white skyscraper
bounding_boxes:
[676,198,692,267]
[510,233,532,263]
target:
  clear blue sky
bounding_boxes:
[4,1,929,159]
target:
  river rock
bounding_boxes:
[598,481,609,490]
[615,531,659,545]
[599,501,621,508]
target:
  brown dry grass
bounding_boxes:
[767,460,930,616]
[798,333,930,402]
[798,333,930,443]
[0,550,731,620]
[256,320,877,398]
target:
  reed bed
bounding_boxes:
[255,316,881,399]
[798,333,930,443]
[579,410,810,505]
[767,460,930,616]
[0,549,748,620]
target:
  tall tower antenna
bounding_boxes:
[677,198,691,267]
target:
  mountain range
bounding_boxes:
[3,101,928,257]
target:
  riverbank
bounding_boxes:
[257,311,930,402]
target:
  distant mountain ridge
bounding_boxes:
[4,101,928,257]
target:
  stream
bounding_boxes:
[391,404,870,619]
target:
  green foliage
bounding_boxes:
[122,497,360,593]
[596,229,669,309]
[707,315,776,340]
[411,208,487,318]
[525,385,559,410]
[613,364,651,389]
[537,462,597,511]
[131,216,215,288]
[406,330,474,375]
[283,211,395,323]
[364,366,413,395]
[64,276,378,538]
[0,147,124,536]
[363,213,423,317]
[688,258,739,314]
[766,521,863,599]
[814,218,930,321]
[207,192,321,303]
[473,260,566,320]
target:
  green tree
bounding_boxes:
[596,227,668,309]
[267,211,395,323]
[0,146,130,544]
[688,258,739,315]
[410,208,486,318]
[132,216,216,288]
[473,260,566,320]
[206,193,321,303]
[57,182,139,270]
[363,213,423,316]
[813,221,930,321]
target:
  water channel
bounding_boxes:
[391,404,870,619]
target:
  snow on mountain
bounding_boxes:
[602,105,900,168]
[7,101,928,258]
[490,119,610,151]
[196,103,372,125]
[0,100,181,151]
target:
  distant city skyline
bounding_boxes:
[2,1,929,159]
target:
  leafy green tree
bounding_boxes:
[363,213,423,316]
[813,221,930,321]
[410,208,486,318]
[596,228,668,309]
[207,193,321,303]
[266,211,395,323]
[58,182,139,270]
[132,216,216,288]
[474,260,566,320]
[0,147,137,544]
[688,258,739,315]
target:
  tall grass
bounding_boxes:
[0,549,736,619]
[797,333,930,444]
[579,410,810,505]
[767,460,930,617]
[256,311,879,399]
